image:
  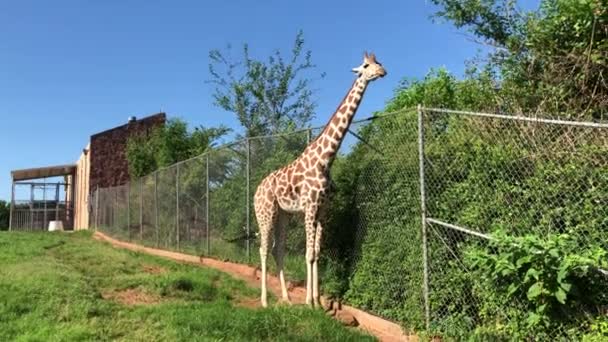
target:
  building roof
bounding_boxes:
[11,164,77,181]
[90,112,166,139]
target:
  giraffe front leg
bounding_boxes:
[312,220,323,308]
[304,208,317,307]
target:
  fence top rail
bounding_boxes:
[422,107,608,129]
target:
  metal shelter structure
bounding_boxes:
[9,164,76,231]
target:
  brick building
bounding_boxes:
[10,113,166,231]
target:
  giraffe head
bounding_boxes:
[352,52,387,81]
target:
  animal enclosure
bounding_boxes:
[91,107,608,340]
[9,165,77,231]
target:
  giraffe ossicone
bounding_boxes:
[254,52,387,308]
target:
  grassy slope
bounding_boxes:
[0,231,374,342]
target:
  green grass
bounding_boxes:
[0,231,374,341]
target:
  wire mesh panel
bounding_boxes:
[177,155,208,255]
[421,108,608,340]
[206,140,249,262]
[128,180,140,242]
[97,184,129,241]
[10,181,71,231]
[337,111,425,330]
[157,166,178,250]
[141,173,157,247]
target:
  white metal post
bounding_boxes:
[418,104,430,330]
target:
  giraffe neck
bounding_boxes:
[306,76,368,168]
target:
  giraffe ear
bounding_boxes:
[364,51,369,59]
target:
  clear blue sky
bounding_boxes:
[0,0,539,201]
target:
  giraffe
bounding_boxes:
[254,52,387,307]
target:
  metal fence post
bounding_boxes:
[55,183,60,226]
[246,138,251,261]
[154,171,159,248]
[176,164,180,250]
[43,177,47,230]
[114,188,118,231]
[139,178,143,241]
[206,153,210,255]
[418,104,430,330]
[29,183,34,231]
[306,128,312,145]
[127,182,131,240]
[9,179,15,231]
[95,186,100,231]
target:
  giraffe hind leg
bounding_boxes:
[255,190,277,308]
[272,210,291,303]
[312,202,327,308]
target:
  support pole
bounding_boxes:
[43,178,47,231]
[127,183,131,240]
[306,128,312,145]
[176,164,180,250]
[30,183,34,231]
[95,186,100,231]
[139,178,143,241]
[154,172,159,247]
[113,188,117,231]
[246,139,251,261]
[418,104,430,330]
[9,179,15,231]
[206,153,210,255]
[55,183,60,223]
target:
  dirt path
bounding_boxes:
[93,231,418,342]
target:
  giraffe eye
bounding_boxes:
[363,64,369,69]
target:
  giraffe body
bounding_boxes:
[254,53,386,307]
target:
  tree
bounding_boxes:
[0,200,10,230]
[208,30,324,137]
[126,118,230,178]
[432,0,607,118]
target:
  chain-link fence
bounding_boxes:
[91,107,608,340]
[420,107,608,340]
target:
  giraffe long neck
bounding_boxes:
[306,76,368,168]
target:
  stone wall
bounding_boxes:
[89,113,165,192]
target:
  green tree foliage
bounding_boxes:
[208,30,324,137]
[0,200,9,230]
[126,118,230,178]
[432,0,607,118]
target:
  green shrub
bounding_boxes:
[464,232,608,339]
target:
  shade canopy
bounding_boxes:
[11,164,77,182]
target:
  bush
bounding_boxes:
[0,201,10,230]
[465,232,608,339]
